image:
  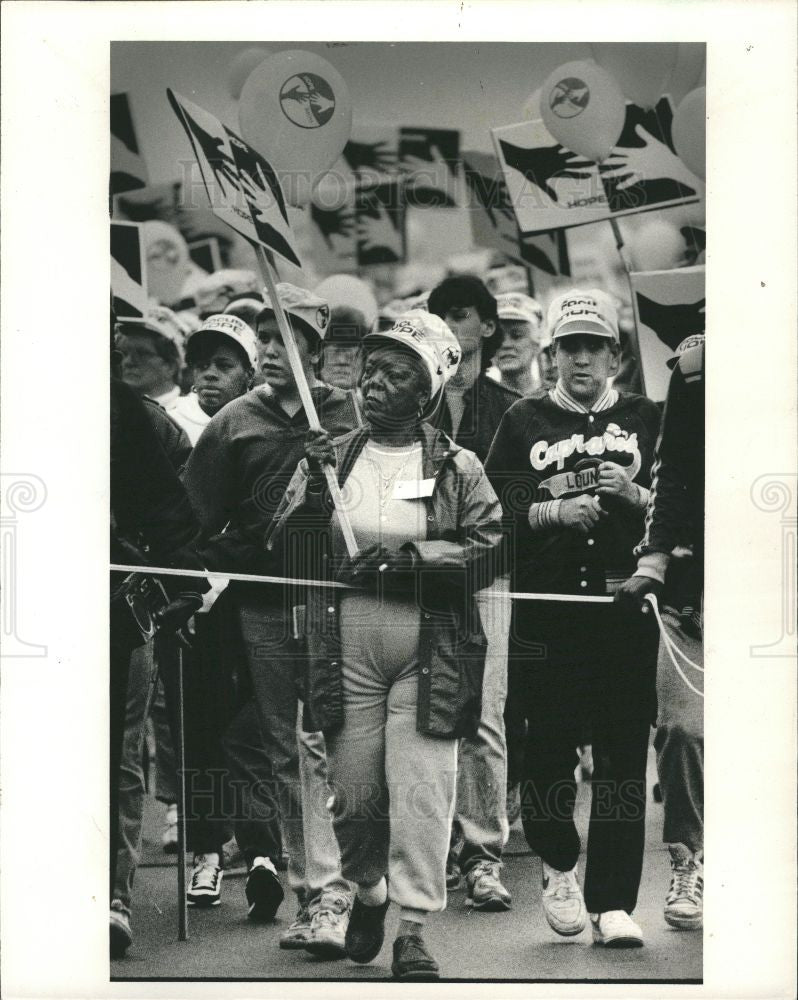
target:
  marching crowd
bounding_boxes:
[110,264,704,981]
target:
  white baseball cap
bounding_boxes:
[259,282,331,341]
[548,288,620,342]
[187,313,258,368]
[667,333,705,369]
[497,292,544,329]
[363,309,461,399]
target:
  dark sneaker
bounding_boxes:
[446,849,462,891]
[466,861,512,911]
[186,855,223,908]
[345,895,390,964]
[304,890,351,959]
[279,898,313,949]
[391,934,440,981]
[246,858,284,922]
[110,900,132,958]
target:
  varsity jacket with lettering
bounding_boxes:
[485,389,661,595]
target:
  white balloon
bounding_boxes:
[666,43,706,107]
[239,50,353,208]
[227,47,272,100]
[315,274,379,330]
[629,219,684,271]
[522,87,542,121]
[540,60,626,163]
[591,42,678,110]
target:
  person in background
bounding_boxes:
[273,311,503,980]
[116,306,189,409]
[537,341,559,392]
[183,283,358,958]
[616,334,705,933]
[426,274,516,911]
[493,292,546,397]
[485,288,661,949]
[169,314,258,445]
[193,268,259,320]
[319,305,370,392]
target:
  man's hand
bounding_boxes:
[615,574,664,614]
[596,462,639,507]
[558,495,606,534]
[153,592,204,640]
[338,543,415,589]
[304,429,336,471]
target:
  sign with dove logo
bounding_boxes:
[280,73,336,129]
[549,77,590,119]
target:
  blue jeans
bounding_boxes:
[455,579,511,873]
[237,595,348,899]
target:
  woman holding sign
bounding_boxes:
[269,311,503,980]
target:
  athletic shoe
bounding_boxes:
[345,894,391,963]
[279,897,313,949]
[186,855,223,908]
[391,934,440,981]
[161,803,178,854]
[466,861,512,911]
[590,909,644,947]
[303,890,351,959]
[664,844,704,930]
[245,857,284,922]
[446,849,462,891]
[109,900,132,958]
[541,861,586,936]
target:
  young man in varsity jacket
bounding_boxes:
[617,334,705,933]
[485,289,662,948]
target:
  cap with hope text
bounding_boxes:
[548,288,620,343]
[363,309,461,399]
[187,313,258,368]
[259,282,331,340]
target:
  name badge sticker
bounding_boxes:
[393,478,435,499]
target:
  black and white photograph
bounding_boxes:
[1,3,796,998]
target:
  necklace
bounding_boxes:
[365,443,418,516]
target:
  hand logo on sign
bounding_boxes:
[400,142,461,206]
[343,139,397,175]
[602,125,701,192]
[498,139,594,203]
[181,109,240,200]
[311,204,356,248]
[357,200,402,256]
[636,293,706,350]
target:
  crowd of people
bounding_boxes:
[110,261,704,980]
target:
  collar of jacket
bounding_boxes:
[334,422,460,488]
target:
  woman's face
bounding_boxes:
[494,319,541,376]
[360,347,429,429]
[117,330,176,396]
[190,341,251,415]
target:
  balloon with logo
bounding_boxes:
[522,87,542,121]
[228,47,272,99]
[671,87,706,181]
[591,42,678,110]
[239,49,353,208]
[540,60,626,163]
[666,43,706,107]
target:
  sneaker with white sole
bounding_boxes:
[541,861,586,936]
[466,861,512,911]
[664,844,703,930]
[246,857,284,922]
[304,890,351,959]
[280,896,314,949]
[186,855,223,907]
[110,899,133,958]
[161,803,178,854]
[590,909,644,947]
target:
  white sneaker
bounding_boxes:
[303,890,351,959]
[187,855,223,908]
[590,909,644,947]
[541,861,586,936]
[664,844,703,930]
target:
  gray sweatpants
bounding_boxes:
[325,595,458,914]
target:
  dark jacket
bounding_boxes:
[432,373,520,463]
[485,391,661,595]
[267,424,504,740]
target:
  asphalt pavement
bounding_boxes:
[112,747,702,983]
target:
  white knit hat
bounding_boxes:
[363,309,461,399]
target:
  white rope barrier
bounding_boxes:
[645,592,705,698]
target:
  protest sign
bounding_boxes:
[168,90,301,268]
[355,179,406,267]
[399,127,461,208]
[631,265,705,401]
[493,97,701,235]
[309,199,358,274]
[111,221,147,321]
[110,93,149,197]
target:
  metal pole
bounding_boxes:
[608,216,646,397]
[175,644,188,942]
[253,243,359,557]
